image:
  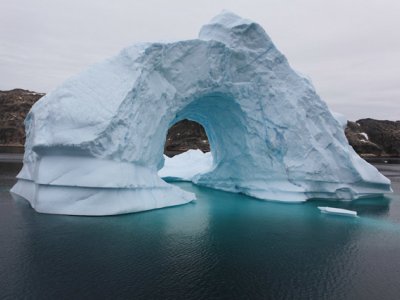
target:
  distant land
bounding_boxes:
[1,89,399,158]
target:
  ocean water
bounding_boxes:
[0,163,399,299]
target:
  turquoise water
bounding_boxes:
[0,164,400,299]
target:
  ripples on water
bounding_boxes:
[0,163,399,299]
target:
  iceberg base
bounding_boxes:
[11,179,195,216]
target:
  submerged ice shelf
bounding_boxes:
[11,11,392,215]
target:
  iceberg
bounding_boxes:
[11,11,392,215]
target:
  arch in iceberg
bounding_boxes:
[11,11,392,215]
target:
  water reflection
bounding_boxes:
[1,165,400,299]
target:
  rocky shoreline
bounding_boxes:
[1,89,399,158]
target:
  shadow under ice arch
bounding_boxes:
[11,11,391,215]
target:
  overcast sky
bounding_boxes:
[1,0,399,120]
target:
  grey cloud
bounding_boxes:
[0,0,399,120]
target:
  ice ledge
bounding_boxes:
[12,155,196,216]
[17,155,170,188]
[11,179,195,216]
[160,151,391,202]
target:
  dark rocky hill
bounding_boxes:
[348,119,400,157]
[0,89,44,146]
[0,89,398,158]
[164,119,210,156]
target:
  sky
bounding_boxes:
[0,0,399,120]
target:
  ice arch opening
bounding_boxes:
[163,93,247,175]
[11,11,392,215]
[160,119,213,181]
[158,94,247,183]
[163,119,210,157]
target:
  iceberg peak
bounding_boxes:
[204,10,253,28]
[199,11,272,50]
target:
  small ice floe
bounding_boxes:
[318,206,358,217]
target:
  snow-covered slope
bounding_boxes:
[11,11,391,215]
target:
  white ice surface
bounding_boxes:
[11,11,392,215]
[332,112,348,130]
[318,206,358,217]
[158,150,213,181]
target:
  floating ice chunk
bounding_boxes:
[159,149,213,181]
[318,206,358,217]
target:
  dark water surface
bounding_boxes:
[0,163,399,299]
